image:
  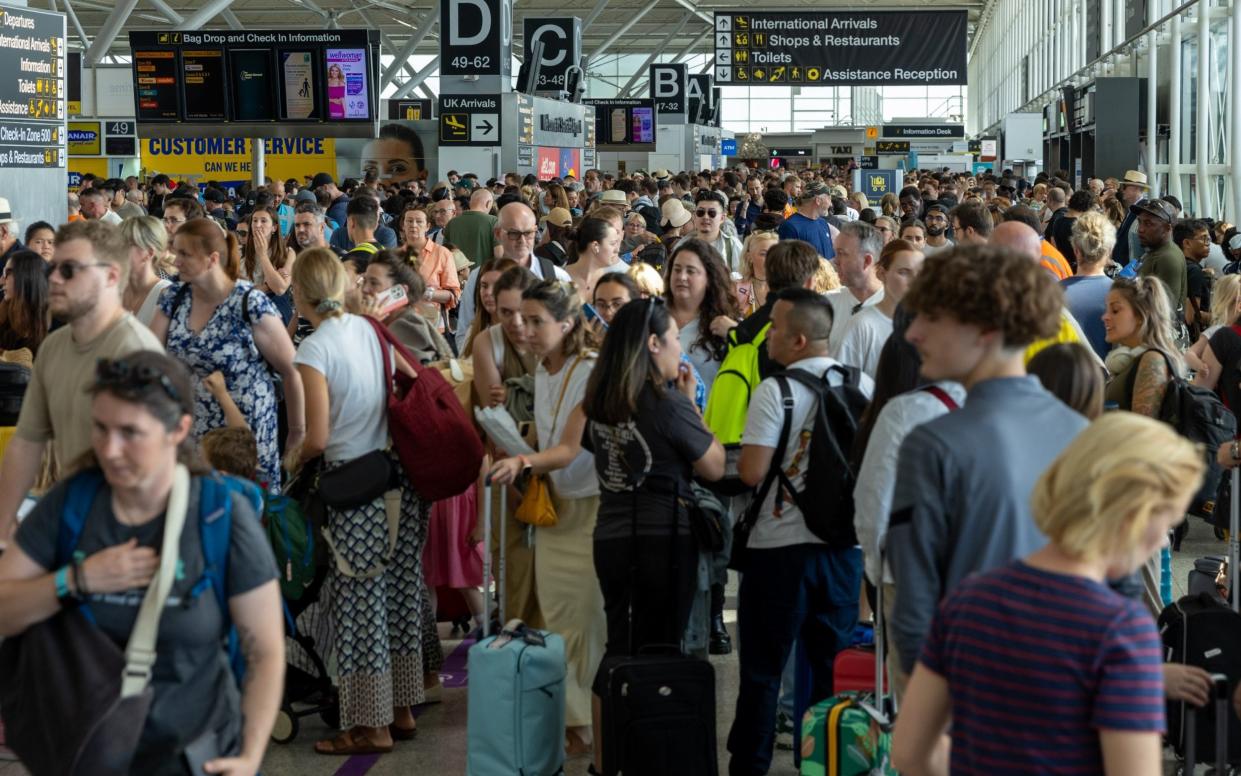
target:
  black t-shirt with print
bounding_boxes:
[1209,325,1241,412]
[16,474,278,774]
[585,384,714,541]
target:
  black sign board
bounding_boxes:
[523,17,581,92]
[442,0,505,76]
[128,30,379,136]
[67,51,81,112]
[885,125,963,139]
[859,155,879,169]
[1085,0,1102,63]
[438,94,501,145]
[876,140,910,154]
[183,48,228,121]
[686,74,713,124]
[105,136,136,156]
[649,63,687,124]
[1125,0,1148,42]
[713,10,966,86]
[0,3,66,169]
[770,148,810,157]
[388,99,433,120]
[584,98,655,146]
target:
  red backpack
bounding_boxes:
[365,316,484,501]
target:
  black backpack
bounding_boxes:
[1125,349,1237,519]
[729,364,868,569]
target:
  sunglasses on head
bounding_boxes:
[95,358,181,404]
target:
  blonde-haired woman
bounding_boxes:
[1102,276,1183,416]
[119,215,173,325]
[894,413,1201,776]
[1062,209,1118,360]
[734,230,778,317]
[879,192,899,218]
[489,279,604,757]
[628,261,664,299]
[290,248,429,755]
[1186,273,1241,378]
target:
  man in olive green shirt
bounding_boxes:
[1134,198,1188,338]
[443,187,499,267]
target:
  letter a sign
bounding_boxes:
[442,0,509,75]
[649,63,687,125]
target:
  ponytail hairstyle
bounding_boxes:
[522,279,598,358]
[291,247,347,320]
[584,296,670,425]
[175,217,241,280]
[462,257,520,357]
[567,216,616,264]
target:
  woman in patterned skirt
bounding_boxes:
[289,248,429,755]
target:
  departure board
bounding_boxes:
[128,30,379,138]
[0,2,67,168]
[181,49,227,120]
[134,49,179,120]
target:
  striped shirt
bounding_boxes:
[919,561,1165,774]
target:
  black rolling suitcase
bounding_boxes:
[1160,467,1241,767]
[598,492,718,776]
[1182,675,1234,775]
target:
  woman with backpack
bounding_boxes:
[151,218,305,494]
[289,248,430,755]
[0,351,284,776]
[664,239,741,391]
[488,280,605,758]
[893,413,1197,776]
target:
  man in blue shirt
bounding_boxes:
[776,182,835,259]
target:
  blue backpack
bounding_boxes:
[55,469,262,684]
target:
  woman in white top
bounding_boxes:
[564,217,626,301]
[851,306,965,700]
[490,279,604,757]
[290,248,428,756]
[836,239,925,379]
[119,216,173,326]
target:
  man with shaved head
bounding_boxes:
[445,187,499,268]
[454,201,570,351]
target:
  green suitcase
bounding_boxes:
[799,692,897,776]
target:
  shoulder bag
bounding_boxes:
[514,356,585,528]
[0,464,191,776]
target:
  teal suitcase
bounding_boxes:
[466,621,567,776]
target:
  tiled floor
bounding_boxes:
[0,516,1231,775]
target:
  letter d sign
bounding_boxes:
[442,0,505,75]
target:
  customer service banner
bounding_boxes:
[713,10,967,86]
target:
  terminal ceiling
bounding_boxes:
[63,0,988,80]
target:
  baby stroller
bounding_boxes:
[265,489,340,744]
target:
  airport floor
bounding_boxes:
[0,517,1229,775]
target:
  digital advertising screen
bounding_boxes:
[325,48,370,120]
[280,51,317,120]
[181,49,227,121]
[229,49,275,121]
[631,107,653,143]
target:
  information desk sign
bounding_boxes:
[0,2,67,168]
[714,10,966,87]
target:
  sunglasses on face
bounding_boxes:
[47,260,108,280]
[696,209,720,218]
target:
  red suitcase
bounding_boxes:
[833,646,882,694]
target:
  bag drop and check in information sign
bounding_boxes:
[714,11,966,86]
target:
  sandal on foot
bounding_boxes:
[390,722,418,741]
[314,728,393,755]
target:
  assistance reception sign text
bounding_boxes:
[714,11,966,86]
[139,136,336,186]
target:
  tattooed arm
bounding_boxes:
[1130,350,1172,418]
[204,580,284,776]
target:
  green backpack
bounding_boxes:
[265,493,316,601]
[703,321,770,446]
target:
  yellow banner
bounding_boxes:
[68,158,110,190]
[139,137,336,184]
[68,121,101,156]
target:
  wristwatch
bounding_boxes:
[1232,440,1240,462]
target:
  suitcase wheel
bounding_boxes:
[271,707,298,744]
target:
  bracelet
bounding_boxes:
[54,566,72,601]
[72,558,88,596]
[518,454,533,471]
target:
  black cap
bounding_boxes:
[311,172,334,189]
[1129,198,1177,223]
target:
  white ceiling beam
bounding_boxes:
[618,10,692,97]
[579,0,609,33]
[61,0,91,49]
[672,26,710,63]
[589,0,659,62]
[147,0,183,24]
[221,8,245,29]
[391,54,438,98]
[179,0,237,31]
[380,0,440,89]
[84,0,139,66]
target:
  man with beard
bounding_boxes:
[921,204,953,255]
[0,220,163,545]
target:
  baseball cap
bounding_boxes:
[311,173,334,189]
[295,189,318,204]
[1129,199,1177,223]
[542,207,573,228]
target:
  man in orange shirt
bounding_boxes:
[1003,204,1072,280]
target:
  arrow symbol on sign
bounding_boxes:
[477,118,494,134]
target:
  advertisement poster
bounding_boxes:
[631,107,653,143]
[281,51,315,119]
[536,148,559,181]
[558,148,580,179]
[325,49,369,119]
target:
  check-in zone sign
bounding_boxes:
[438,94,501,145]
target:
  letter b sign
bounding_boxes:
[649,63,687,124]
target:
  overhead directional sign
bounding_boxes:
[714,10,966,86]
[649,63,687,125]
[438,93,501,145]
[441,0,510,77]
[0,2,67,169]
[523,17,581,92]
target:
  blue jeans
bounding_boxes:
[727,544,861,776]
